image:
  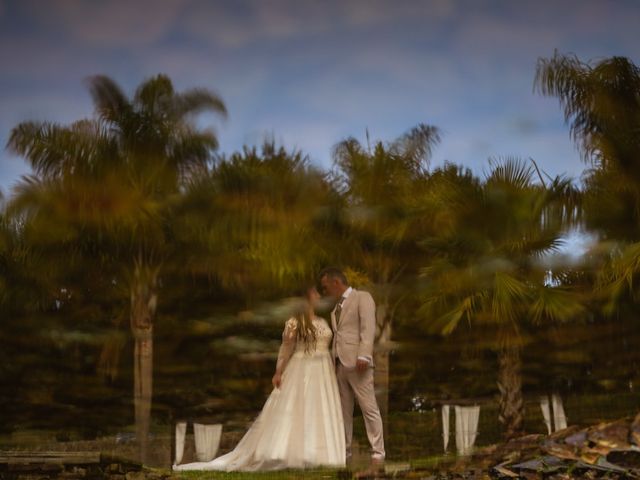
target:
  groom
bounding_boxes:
[319,267,385,463]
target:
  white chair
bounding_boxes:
[173,421,223,465]
[540,394,567,434]
[441,404,481,456]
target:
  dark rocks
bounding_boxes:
[0,452,171,480]
[474,416,640,479]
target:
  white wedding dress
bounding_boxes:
[174,316,345,471]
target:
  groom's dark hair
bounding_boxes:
[318,267,348,285]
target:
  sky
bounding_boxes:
[1,0,639,198]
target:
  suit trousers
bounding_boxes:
[336,361,385,459]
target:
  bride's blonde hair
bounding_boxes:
[294,286,318,353]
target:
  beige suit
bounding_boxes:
[331,289,385,459]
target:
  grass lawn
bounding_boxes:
[175,469,344,479]
[171,454,451,479]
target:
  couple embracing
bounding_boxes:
[174,267,385,472]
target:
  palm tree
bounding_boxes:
[7,74,226,462]
[535,53,640,319]
[330,124,441,419]
[535,53,640,183]
[175,141,334,304]
[418,158,583,439]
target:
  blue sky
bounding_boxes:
[1,0,639,197]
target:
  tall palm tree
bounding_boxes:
[535,53,640,318]
[418,158,583,439]
[535,53,640,183]
[330,124,441,419]
[7,74,226,462]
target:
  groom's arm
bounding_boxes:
[357,291,376,362]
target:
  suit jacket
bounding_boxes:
[330,289,376,368]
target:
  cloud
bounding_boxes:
[451,14,560,77]
[20,0,187,47]
[279,52,465,133]
[135,45,221,84]
[182,0,458,49]
[340,0,455,28]
[452,0,640,70]
[509,117,539,135]
[0,36,105,81]
[182,1,324,49]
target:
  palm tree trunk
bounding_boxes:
[497,344,524,440]
[133,327,153,464]
[130,262,158,464]
[374,301,391,432]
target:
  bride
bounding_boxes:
[174,286,345,471]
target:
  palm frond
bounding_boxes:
[86,75,132,124]
[535,51,640,172]
[529,285,586,324]
[133,74,175,114]
[392,123,441,170]
[419,293,479,335]
[173,88,228,120]
[485,156,536,189]
[7,120,111,179]
[597,241,640,314]
[492,272,529,323]
[502,234,565,259]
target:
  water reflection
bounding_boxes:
[2,310,640,467]
[441,405,481,456]
[540,394,567,434]
[173,422,222,466]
